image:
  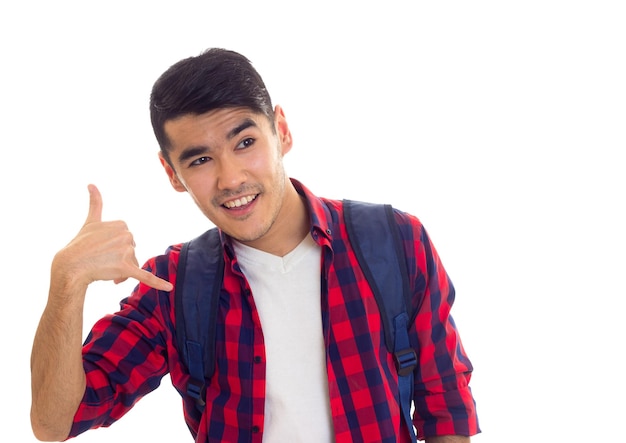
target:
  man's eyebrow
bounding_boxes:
[178,145,210,164]
[227,118,258,139]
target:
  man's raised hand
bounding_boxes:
[54,185,173,292]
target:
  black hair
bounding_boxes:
[149,48,274,161]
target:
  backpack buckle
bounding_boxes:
[187,378,206,406]
[394,348,417,377]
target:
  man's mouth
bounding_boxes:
[223,194,258,209]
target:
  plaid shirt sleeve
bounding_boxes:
[68,246,180,437]
[394,209,480,438]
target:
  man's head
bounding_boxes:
[150,48,275,165]
[150,48,305,255]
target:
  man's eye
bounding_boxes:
[237,138,255,149]
[190,156,211,166]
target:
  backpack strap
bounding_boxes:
[175,228,224,408]
[344,199,418,443]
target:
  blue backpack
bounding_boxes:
[175,200,418,442]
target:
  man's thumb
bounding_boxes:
[85,184,103,224]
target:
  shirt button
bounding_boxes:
[252,425,260,433]
[254,356,262,363]
[326,228,332,235]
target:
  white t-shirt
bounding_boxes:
[232,234,334,442]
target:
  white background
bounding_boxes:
[1,1,624,442]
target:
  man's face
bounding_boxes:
[160,106,293,247]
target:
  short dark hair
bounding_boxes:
[149,48,274,160]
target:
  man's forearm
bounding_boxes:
[30,279,88,441]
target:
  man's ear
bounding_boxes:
[158,152,187,192]
[274,105,293,155]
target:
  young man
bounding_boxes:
[30,48,480,442]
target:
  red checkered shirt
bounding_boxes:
[69,179,480,442]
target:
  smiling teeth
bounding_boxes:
[224,195,257,208]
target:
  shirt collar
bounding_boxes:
[290,178,335,246]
